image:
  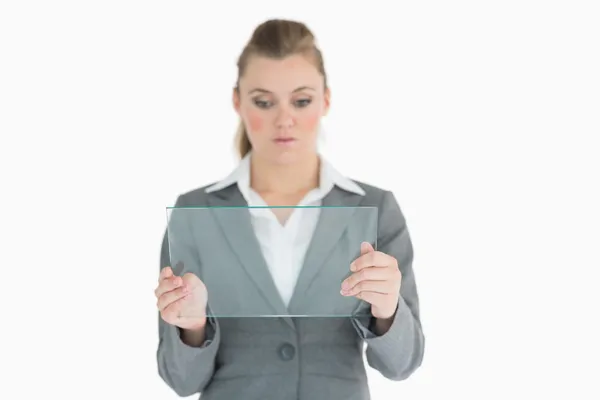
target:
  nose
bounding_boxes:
[275,105,295,129]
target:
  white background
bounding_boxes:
[1,1,599,399]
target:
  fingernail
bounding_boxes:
[342,281,349,290]
[350,263,356,271]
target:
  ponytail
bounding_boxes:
[235,119,252,159]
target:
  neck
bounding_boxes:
[250,153,320,195]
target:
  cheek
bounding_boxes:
[246,112,264,132]
[297,111,320,132]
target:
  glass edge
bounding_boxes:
[165,205,380,209]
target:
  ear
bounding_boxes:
[322,87,331,116]
[232,87,241,115]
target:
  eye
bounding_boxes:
[295,98,312,108]
[253,99,273,109]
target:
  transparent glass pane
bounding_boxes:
[165,206,377,318]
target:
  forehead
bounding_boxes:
[239,54,323,93]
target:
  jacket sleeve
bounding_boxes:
[352,190,425,381]
[156,195,221,397]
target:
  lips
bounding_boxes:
[273,137,297,147]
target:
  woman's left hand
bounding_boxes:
[341,242,402,320]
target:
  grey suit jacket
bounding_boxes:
[156,181,425,400]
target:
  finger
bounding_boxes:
[341,280,395,297]
[352,242,375,270]
[360,241,374,255]
[154,275,183,298]
[157,285,190,311]
[162,299,205,322]
[160,297,185,321]
[351,251,396,272]
[342,267,392,291]
[354,291,388,306]
[159,266,173,282]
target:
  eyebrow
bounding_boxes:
[248,86,316,95]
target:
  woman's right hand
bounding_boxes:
[155,266,209,331]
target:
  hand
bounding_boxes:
[341,242,402,320]
[155,266,208,331]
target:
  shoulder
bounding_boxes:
[170,182,225,206]
[349,179,411,247]
[349,178,408,224]
[350,179,398,206]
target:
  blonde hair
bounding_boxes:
[234,19,328,159]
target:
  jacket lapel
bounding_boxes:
[206,185,294,329]
[287,187,365,314]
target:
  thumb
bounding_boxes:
[361,241,375,254]
[159,266,173,282]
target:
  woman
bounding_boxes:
[154,18,424,400]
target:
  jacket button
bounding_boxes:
[277,342,296,361]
